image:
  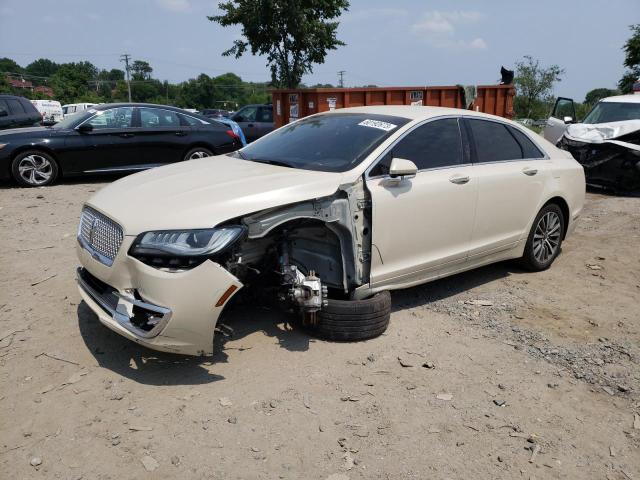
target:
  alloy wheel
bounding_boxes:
[18,154,53,185]
[532,211,561,263]
[188,150,211,159]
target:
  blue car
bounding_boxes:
[210,117,247,147]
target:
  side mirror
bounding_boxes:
[77,123,93,133]
[0,108,7,117]
[389,158,418,179]
[563,116,574,124]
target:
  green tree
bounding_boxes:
[50,62,98,104]
[209,0,349,88]
[25,58,59,78]
[0,57,22,74]
[584,88,619,105]
[618,24,640,93]
[513,55,564,118]
[131,60,153,81]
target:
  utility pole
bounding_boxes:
[120,54,132,102]
[338,70,345,88]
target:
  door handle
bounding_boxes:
[174,131,187,137]
[449,175,470,185]
[247,123,254,128]
[119,133,134,138]
[522,167,538,176]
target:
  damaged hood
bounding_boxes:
[86,155,345,235]
[565,120,640,151]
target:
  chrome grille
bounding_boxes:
[78,207,123,266]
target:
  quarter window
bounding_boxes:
[87,107,134,129]
[468,119,522,162]
[140,108,180,128]
[508,126,544,158]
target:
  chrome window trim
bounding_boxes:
[138,106,208,126]
[365,115,469,180]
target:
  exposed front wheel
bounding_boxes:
[520,203,565,271]
[183,147,213,161]
[11,150,59,187]
[304,291,392,341]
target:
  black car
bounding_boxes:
[0,94,42,130]
[0,103,242,187]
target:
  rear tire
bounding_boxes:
[304,291,391,341]
[520,203,565,271]
[11,150,59,187]
[183,147,213,161]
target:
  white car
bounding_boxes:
[76,106,585,356]
[543,94,640,191]
[62,102,96,118]
[30,99,63,125]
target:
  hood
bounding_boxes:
[87,155,345,235]
[565,120,640,144]
[0,126,57,138]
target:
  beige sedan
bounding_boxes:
[76,106,585,355]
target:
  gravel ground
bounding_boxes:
[0,180,639,479]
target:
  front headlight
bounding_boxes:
[129,226,245,268]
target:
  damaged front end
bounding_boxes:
[560,124,640,193]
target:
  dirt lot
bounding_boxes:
[1,181,639,480]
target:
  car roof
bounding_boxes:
[94,103,192,112]
[318,105,512,122]
[601,94,640,104]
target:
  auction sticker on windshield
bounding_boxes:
[358,119,398,132]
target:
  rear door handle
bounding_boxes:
[119,133,134,138]
[522,167,538,176]
[449,175,470,185]
[174,131,187,137]
[247,123,254,128]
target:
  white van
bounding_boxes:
[31,100,63,125]
[62,102,96,118]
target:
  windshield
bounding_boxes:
[237,113,410,172]
[52,110,95,129]
[582,102,640,124]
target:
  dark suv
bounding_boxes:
[231,104,273,142]
[0,95,42,130]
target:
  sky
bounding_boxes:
[0,0,638,101]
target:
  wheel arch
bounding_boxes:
[542,195,570,239]
[10,145,62,176]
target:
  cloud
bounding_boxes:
[411,10,487,50]
[157,0,191,12]
[342,7,408,23]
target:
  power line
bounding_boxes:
[119,54,132,103]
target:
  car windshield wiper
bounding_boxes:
[249,158,295,168]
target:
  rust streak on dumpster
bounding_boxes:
[271,84,515,128]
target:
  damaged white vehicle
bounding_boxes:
[76,106,585,356]
[544,94,640,192]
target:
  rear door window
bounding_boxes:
[467,119,523,163]
[140,108,180,128]
[258,107,273,123]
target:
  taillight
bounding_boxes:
[225,129,239,141]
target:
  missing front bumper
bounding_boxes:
[77,267,172,339]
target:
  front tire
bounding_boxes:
[520,203,565,271]
[11,150,59,187]
[183,147,213,161]
[304,291,392,341]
